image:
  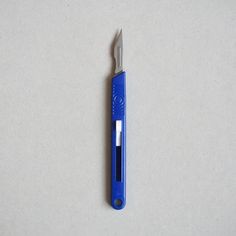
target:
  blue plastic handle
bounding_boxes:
[111,71,126,210]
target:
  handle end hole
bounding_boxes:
[114,199,122,207]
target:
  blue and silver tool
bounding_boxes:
[111,30,126,210]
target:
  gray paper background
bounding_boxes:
[0,1,236,235]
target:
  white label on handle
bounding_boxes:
[116,120,122,146]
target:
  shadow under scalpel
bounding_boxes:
[104,31,119,206]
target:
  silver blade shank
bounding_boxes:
[114,30,123,74]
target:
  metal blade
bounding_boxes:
[114,30,123,74]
